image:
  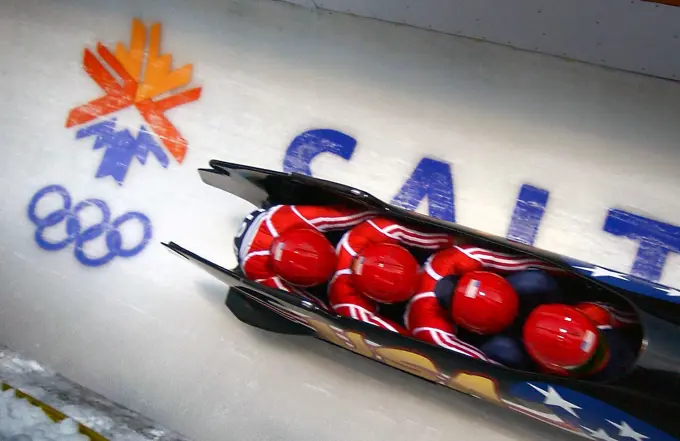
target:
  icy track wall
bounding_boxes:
[2,0,679,286]
[7,0,677,287]
[282,0,680,82]
[1,0,680,439]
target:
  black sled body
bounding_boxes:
[164,160,680,441]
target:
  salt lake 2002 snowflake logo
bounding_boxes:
[66,19,202,185]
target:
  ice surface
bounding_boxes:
[0,389,88,441]
[0,1,678,441]
[0,347,191,441]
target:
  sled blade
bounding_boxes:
[198,167,269,207]
[162,242,243,287]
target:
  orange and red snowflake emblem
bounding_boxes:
[66,19,202,164]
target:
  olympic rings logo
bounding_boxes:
[28,185,153,267]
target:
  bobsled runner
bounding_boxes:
[164,160,680,441]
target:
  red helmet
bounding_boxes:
[575,302,612,328]
[451,271,519,334]
[352,243,420,303]
[523,304,608,376]
[270,229,336,287]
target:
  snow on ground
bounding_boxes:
[0,389,88,441]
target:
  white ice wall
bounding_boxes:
[0,1,679,441]
[282,0,680,82]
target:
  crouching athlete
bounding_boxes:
[405,244,638,377]
[328,217,456,335]
[523,301,639,378]
[234,204,375,307]
[405,245,565,363]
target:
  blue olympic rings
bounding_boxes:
[27,185,153,267]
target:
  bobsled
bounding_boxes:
[164,160,680,441]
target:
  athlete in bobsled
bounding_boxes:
[404,245,638,376]
[233,204,375,307]
[523,301,638,378]
[404,245,563,363]
[328,217,456,335]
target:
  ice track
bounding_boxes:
[1,1,679,440]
